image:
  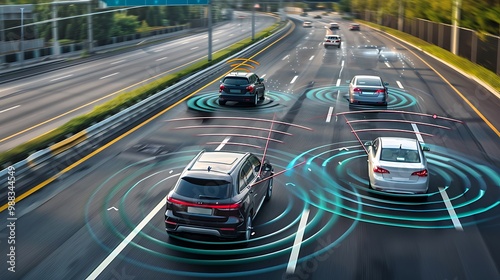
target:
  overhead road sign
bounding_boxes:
[102,0,210,6]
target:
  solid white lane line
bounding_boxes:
[215,137,231,151]
[326,106,334,123]
[411,123,424,143]
[290,76,298,84]
[190,47,199,50]
[336,79,341,87]
[286,208,310,274]
[282,55,290,61]
[50,74,73,82]
[85,198,166,280]
[309,55,314,61]
[99,73,119,80]
[0,105,20,114]
[438,187,463,231]
[384,62,391,68]
[396,81,404,89]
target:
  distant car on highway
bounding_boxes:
[349,23,360,31]
[165,150,274,241]
[329,22,340,30]
[219,72,265,106]
[324,35,341,48]
[313,14,322,19]
[303,21,313,28]
[347,75,388,106]
[365,137,430,194]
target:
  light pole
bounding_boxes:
[20,7,24,67]
[451,0,462,55]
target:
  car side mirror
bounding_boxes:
[259,78,264,83]
[384,82,389,86]
[263,160,272,172]
[364,141,373,146]
[346,80,351,84]
[421,145,430,152]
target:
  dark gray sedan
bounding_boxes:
[347,75,388,106]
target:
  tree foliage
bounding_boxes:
[348,0,500,35]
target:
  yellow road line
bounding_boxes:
[0,22,295,212]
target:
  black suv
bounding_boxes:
[165,150,273,241]
[218,72,266,106]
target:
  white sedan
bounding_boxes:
[365,137,430,194]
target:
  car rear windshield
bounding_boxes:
[380,148,420,163]
[357,78,382,86]
[175,177,232,199]
[223,77,249,86]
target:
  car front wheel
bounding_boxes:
[265,178,273,201]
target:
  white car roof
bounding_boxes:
[379,137,419,150]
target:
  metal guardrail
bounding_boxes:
[0,20,292,200]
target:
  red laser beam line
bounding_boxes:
[343,115,368,154]
[166,116,313,131]
[252,160,307,186]
[259,113,275,177]
[337,110,463,123]
[346,119,451,130]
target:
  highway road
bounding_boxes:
[1,12,499,280]
[0,11,276,152]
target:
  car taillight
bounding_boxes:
[373,166,390,174]
[375,89,385,95]
[219,84,224,92]
[353,87,362,93]
[326,40,331,42]
[411,169,428,177]
[246,85,254,92]
[167,197,240,210]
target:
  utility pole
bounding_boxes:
[451,0,462,55]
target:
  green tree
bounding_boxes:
[110,13,139,37]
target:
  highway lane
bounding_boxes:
[0,12,276,152]
[1,14,499,280]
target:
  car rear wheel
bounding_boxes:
[259,90,265,101]
[252,94,258,106]
[241,215,253,241]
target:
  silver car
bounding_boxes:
[365,137,430,194]
[347,75,388,106]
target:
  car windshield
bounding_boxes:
[380,148,420,163]
[223,77,249,86]
[357,78,382,86]
[175,177,232,199]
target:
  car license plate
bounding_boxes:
[392,177,409,181]
[230,89,241,93]
[187,207,212,215]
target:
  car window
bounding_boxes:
[224,77,249,86]
[380,148,421,163]
[239,161,254,192]
[176,177,231,199]
[248,155,261,173]
[356,78,382,86]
